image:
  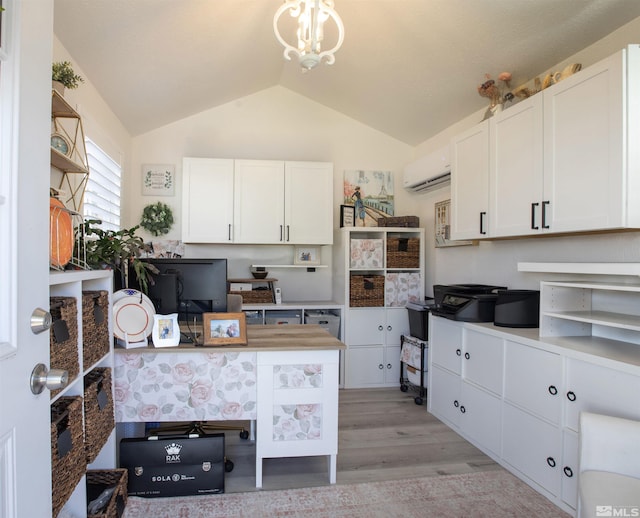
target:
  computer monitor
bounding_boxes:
[133,258,228,322]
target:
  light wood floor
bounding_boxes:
[221,387,501,493]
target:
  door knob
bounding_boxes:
[30,363,69,394]
[30,307,52,334]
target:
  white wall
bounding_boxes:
[128,86,415,301]
[408,16,640,297]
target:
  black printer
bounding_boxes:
[431,284,507,322]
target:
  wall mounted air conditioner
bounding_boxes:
[403,145,451,193]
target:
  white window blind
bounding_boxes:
[83,138,121,231]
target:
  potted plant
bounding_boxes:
[80,219,158,293]
[52,61,84,95]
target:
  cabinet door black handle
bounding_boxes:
[456,349,462,356]
[480,212,487,235]
[378,325,384,331]
[454,400,459,408]
[228,224,232,241]
[566,391,577,402]
[386,363,392,369]
[548,385,558,396]
[542,201,550,229]
[546,457,556,468]
[286,225,290,242]
[378,364,384,370]
[460,405,466,414]
[531,203,539,230]
[563,466,573,478]
[387,325,392,331]
[464,352,470,360]
[280,225,284,241]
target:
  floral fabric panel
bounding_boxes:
[272,404,323,441]
[385,272,421,307]
[273,364,323,389]
[350,239,383,268]
[400,338,427,370]
[113,351,257,422]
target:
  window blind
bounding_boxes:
[83,138,121,231]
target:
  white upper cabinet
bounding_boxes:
[182,158,334,244]
[234,159,286,244]
[543,48,627,233]
[490,95,544,237]
[182,157,235,243]
[285,161,334,245]
[452,45,640,240]
[450,120,490,240]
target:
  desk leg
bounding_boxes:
[329,454,337,484]
[250,419,256,441]
[256,455,263,489]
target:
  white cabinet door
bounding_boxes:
[460,381,502,456]
[429,365,461,428]
[564,357,640,432]
[543,49,625,233]
[504,340,562,425]
[285,161,333,244]
[344,345,385,388]
[385,308,410,347]
[182,158,234,243]
[451,120,490,240]
[462,328,504,395]
[502,403,562,497]
[384,344,401,385]
[345,308,385,346]
[430,316,463,375]
[234,159,285,243]
[561,429,579,511]
[490,96,544,237]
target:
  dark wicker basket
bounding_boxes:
[349,275,385,307]
[377,215,420,227]
[229,289,273,303]
[86,469,128,518]
[82,291,110,369]
[49,296,79,398]
[386,237,420,268]
[51,396,85,518]
[84,367,115,463]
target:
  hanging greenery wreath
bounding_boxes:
[140,202,174,236]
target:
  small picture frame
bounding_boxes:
[151,313,181,348]
[340,204,355,227]
[294,246,321,265]
[142,164,175,196]
[203,312,247,346]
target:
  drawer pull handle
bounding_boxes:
[566,391,577,402]
[456,349,462,356]
[460,405,466,414]
[563,466,573,478]
[548,385,558,396]
[453,400,459,408]
[546,457,556,468]
[464,352,470,360]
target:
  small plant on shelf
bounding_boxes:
[52,61,84,90]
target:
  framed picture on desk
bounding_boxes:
[203,312,247,346]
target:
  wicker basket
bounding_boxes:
[82,291,110,368]
[386,237,420,268]
[377,215,420,227]
[86,469,128,518]
[84,368,115,463]
[350,274,385,307]
[229,289,273,303]
[51,396,85,518]
[49,297,79,398]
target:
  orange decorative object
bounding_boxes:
[50,197,73,268]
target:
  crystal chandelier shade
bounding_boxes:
[273,0,345,71]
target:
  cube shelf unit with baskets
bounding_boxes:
[334,227,425,388]
[49,269,117,518]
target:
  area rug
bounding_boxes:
[123,469,570,518]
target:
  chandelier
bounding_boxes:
[273,0,345,71]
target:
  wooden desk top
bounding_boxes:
[114,324,345,353]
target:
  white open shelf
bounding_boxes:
[518,262,640,275]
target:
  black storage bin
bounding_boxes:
[406,301,431,341]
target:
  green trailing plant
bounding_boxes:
[52,61,84,89]
[81,219,158,293]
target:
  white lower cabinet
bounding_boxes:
[345,344,400,387]
[428,314,640,516]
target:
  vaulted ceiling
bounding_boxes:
[54,0,640,146]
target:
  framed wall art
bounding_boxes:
[203,312,247,346]
[294,246,320,265]
[340,204,355,227]
[142,164,175,196]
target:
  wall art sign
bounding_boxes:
[142,164,175,196]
